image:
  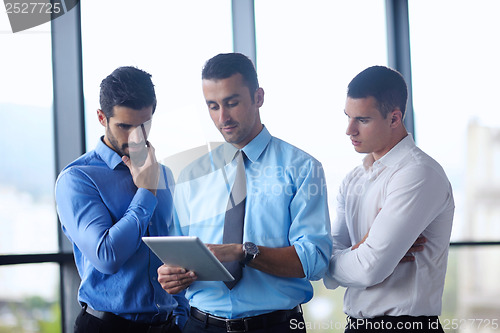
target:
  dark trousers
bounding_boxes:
[182,311,306,333]
[345,316,444,333]
[74,306,181,333]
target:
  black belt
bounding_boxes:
[190,306,302,333]
[83,304,174,333]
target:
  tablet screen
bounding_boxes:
[143,236,234,281]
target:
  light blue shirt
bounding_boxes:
[173,126,332,318]
[55,138,189,326]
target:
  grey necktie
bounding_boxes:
[222,150,246,289]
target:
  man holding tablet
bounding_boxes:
[157,53,332,333]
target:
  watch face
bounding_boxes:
[245,242,259,255]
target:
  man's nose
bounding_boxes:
[346,120,357,136]
[219,106,231,124]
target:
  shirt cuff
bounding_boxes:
[131,188,158,213]
[293,241,329,280]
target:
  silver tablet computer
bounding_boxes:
[142,236,234,281]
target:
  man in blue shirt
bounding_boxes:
[157,53,332,333]
[55,66,189,333]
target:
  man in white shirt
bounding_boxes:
[324,66,454,332]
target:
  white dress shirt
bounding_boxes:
[324,135,454,318]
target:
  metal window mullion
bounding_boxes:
[51,3,85,332]
[232,0,257,67]
[385,0,415,139]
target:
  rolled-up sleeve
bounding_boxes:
[289,160,332,280]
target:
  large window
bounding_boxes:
[2,1,500,332]
[255,0,388,214]
[81,0,233,161]
[0,13,60,333]
[409,0,500,330]
[409,0,500,242]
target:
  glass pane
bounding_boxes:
[302,281,347,332]
[81,0,233,161]
[408,0,500,241]
[0,263,61,333]
[441,246,500,333]
[255,0,388,219]
[0,11,57,254]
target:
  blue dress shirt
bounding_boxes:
[173,126,332,318]
[55,138,189,326]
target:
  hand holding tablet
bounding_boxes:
[142,236,235,281]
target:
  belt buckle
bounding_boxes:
[225,319,246,333]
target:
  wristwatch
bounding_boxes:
[242,242,260,266]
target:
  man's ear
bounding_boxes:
[97,109,107,127]
[254,87,264,107]
[390,109,403,128]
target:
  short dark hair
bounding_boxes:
[347,66,408,119]
[202,53,259,102]
[99,66,157,118]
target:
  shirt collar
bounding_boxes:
[362,134,415,175]
[377,134,415,167]
[95,136,124,170]
[240,125,271,163]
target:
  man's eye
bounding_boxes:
[228,101,239,108]
[208,104,219,111]
[118,124,132,130]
